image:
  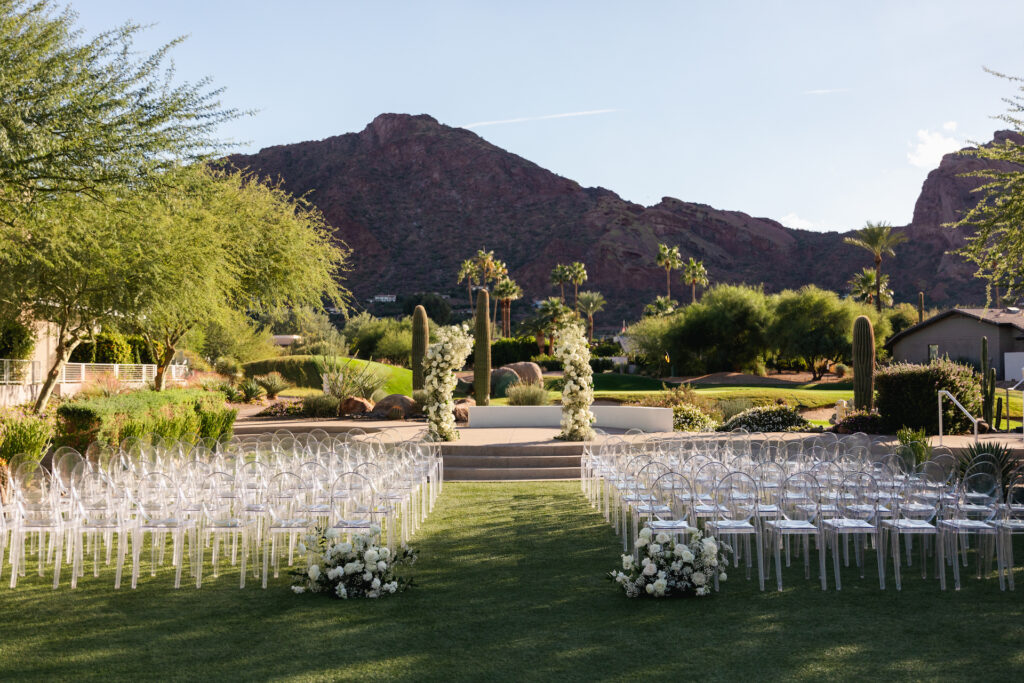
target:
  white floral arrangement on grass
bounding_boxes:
[291,525,417,599]
[554,321,595,441]
[610,526,730,598]
[423,324,474,442]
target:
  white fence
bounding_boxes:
[1,359,189,406]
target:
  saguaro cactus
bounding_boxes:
[981,336,995,425]
[474,290,491,405]
[918,291,925,324]
[852,315,875,411]
[411,305,429,391]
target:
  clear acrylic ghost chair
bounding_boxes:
[196,471,252,588]
[645,472,696,540]
[939,472,1001,591]
[822,472,885,590]
[329,472,379,540]
[262,472,310,589]
[629,462,671,552]
[7,464,64,589]
[68,471,127,588]
[707,471,764,590]
[764,473,827,591]
[127,472,197,589]
[994,474,1024,590]
[881,478,945,591]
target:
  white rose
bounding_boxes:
[297,542,307,554]
[655,533,670,545]
[648,543,662,555]
[307,565,320,581]
[377,560,387,572]
[326,528,340,540]
[719,572,727,581]
[682,550,694,563]
[636,536,648,548]
[379,547,391,560]
[639,527,653,540]
[364,549,379,564]
[622,556,634,570]
[363,571,373,582]
[673,544,685,557]
[335,583,347,599]
[291,585,306,594]
[645,583,655,594]
[643,563,658,576]
[371,577,381,590]
[692,571,707,586]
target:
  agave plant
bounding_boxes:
[957,441,1017,498]
[254,371,291,399]
[238,378,266,403]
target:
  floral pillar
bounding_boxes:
[423,325,474,442]
[554,321,595,441]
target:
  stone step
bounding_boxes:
[443,466,581,481]
[442,454,581,468]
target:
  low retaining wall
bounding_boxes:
[467,405,673,432]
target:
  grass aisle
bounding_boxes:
[1,482,1023,681]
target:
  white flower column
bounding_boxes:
[554,321,595,441]
[423,324,474,442]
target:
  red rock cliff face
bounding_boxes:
[228,114,1013,321]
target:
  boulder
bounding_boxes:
[503,361,544,386]
[453,397,475,422]
[370,394,417,418]
[455,376,474,396]
[490,367,520,399]
[340,396,373,415]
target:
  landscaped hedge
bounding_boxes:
[875,359,981,435]
[672,404,718,432]
[531,354,562,371]
[242,355,413,396]
[717,404,809,432]
[0,411,53,471]
[55,389,235,451]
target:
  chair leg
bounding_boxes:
[832,531,842,590]
[774,533,783,592]
[818,533,827,591]
[875,532,885,590]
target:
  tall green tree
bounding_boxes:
[847,267,893,308]
[567,261,588,310]
[537,297,572,354]
[550,264,570,303]
[643,296,678,318]
[954,71,1024,301]
[682,257,709,304]
[576,291,606,342]
[131,165,349,390]
[656,244,683,299]
[0,1,239,227]
[843,221,906,312]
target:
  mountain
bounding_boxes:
[227,114,1016,324]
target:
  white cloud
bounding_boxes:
[907,125,961,168]
[802,88,850,95]
[780,212,827,230]
[461,109,619,129]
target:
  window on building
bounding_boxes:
[928,344,939,362]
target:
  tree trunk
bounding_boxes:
[691,281,696,304]
[573,284,579,311]
[587,314,594,342]
[33,337,80,413]
[467,283,473,309]
[536,329,545,354]
[874,257,883,313]
[492,294,499,334]
[559,283,565,303]
[666,269,671,299]
[153,344,177,391]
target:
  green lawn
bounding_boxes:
[2,482,1023,680]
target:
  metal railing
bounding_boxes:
[0,360,189,387]
[937,390,979,446]
[1,359,41,385]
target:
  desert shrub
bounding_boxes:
[715,397,761,421]
[896,426,932,464]
[833,363,849,378]
[412,389,429,406]
[78,373,128,399]
[0,413,53,468]
[625,383,716,416]
[672,404,717,432]
[718,404,809,433]
[875,359,981,434]
[0,318,35,360]
[254,372,291,399]
[489,337,538,367]
[316,355,388,399]
[214,356,244,380]
[370,388,388,403]
[198,407,237,440]
[506,381,551,406]
[180,348,212,372]
[835,410,886,434]
[302,395,340,418]
[374,327,413,367]
[342,312,415,361]
[200,311,279,363]
[94,333,133,364]
[590,357,615,373]
[957,442,1016,497]
[217,383,244,403]
[531,354,563,371]
[620,312,680,375]
[55,389,231,451]
[238,378,266,403]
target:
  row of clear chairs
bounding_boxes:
[583,429,1024,592]
[0,427,442,590]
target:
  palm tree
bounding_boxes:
[457,259,479,308]
[848,267,893,307]
[518,314,547,355]
[682,257,709,303]
[493,277,523,337]
[538,297,571,354]
[550,264,570,302]
[843,221,907,312]
[643,295,677,317]
[576,291,606,342]
[567,261,587,311]
[656,244,683,299]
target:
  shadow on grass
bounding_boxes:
[2,482,1024,681]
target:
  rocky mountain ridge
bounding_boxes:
[228,114,1017,322]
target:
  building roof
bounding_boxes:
[885,307,1024,349]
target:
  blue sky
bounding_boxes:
[74,0,1024,230]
